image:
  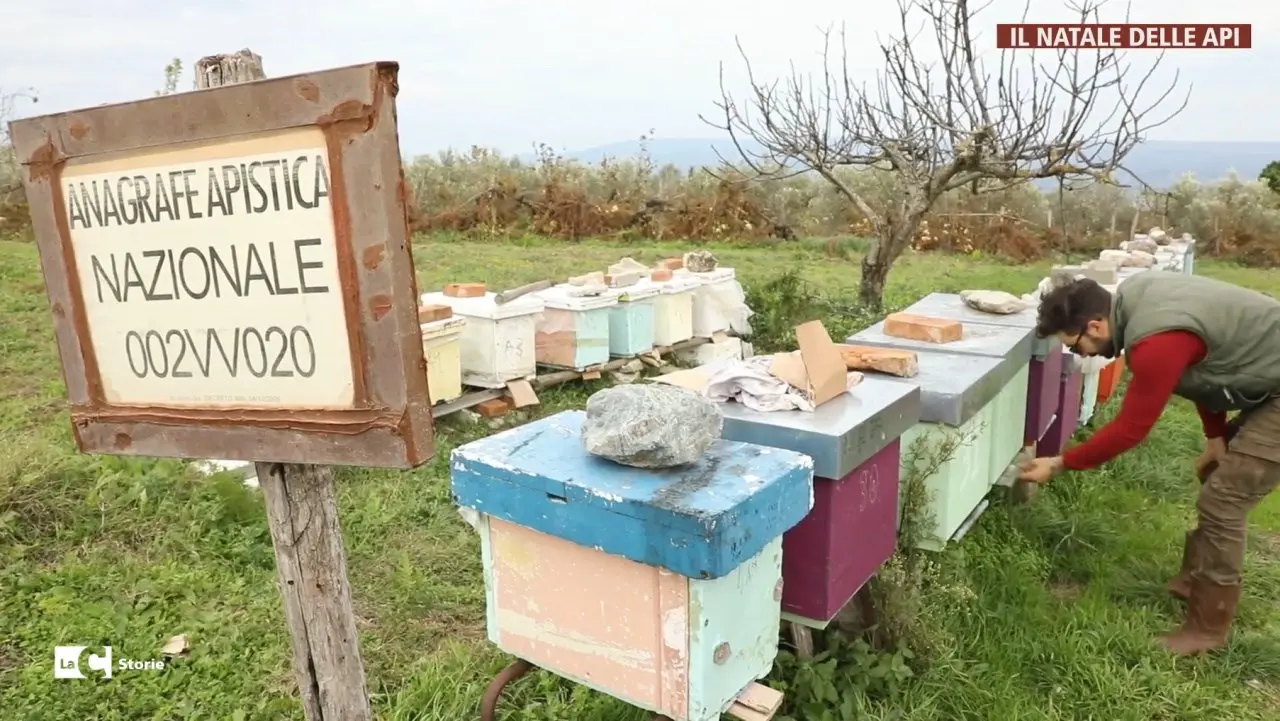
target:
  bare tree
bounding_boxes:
[704,0,1188,308]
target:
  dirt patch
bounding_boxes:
[421,612,487,645]
[1048,579,1083,601]
[0,643,17,673]
[1253,531,1280,561]
[1246,679,1280,712]
[353,592,486,653]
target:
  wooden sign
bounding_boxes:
[9,62,433,468]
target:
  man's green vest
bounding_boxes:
[1111,270,1280,413]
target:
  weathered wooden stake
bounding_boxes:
[195,49,373,721]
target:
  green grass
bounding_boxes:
[2,232,1279,720]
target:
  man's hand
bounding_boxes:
[1019,456,1065,485]
[1194,436,1227,483]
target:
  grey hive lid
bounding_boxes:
[867,350,1013,426]
[846,320,1032,394]
[901,292,1052,358]
[903,292,1037,329]
[719,375,921,480]
[847,318,1033,364]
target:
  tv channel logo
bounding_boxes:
[54,645,113,679]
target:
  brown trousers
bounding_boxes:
[1196,396,1280,586]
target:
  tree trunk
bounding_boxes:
[858,221,919,309]
[858,253,889,309]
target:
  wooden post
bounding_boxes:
[787,622,814,659]
[195,49,265,88]
[195,49,373,721]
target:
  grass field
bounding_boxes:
[2,233,1279,720]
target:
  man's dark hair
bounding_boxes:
[1035,278,1113,338]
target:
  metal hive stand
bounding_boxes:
[478,658,669,720]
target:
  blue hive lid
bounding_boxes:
[450,410,815,579]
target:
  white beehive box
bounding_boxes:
[419,291,545,389]
[420,315,467,403]
[639,276,698,347]
[679,267,749,338]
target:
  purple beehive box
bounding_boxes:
[778,441,900,623]
[1025,345,1064,443]
[1038,356,1083,456]
[718,377,921,626]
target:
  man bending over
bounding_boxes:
[1019,271,1280,656]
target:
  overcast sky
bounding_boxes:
[0,0,1271,157]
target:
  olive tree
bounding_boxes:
[1259,160,1280,195]
[705,0,1188,307]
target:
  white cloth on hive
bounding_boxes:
[700,356,862,413]
[703,356,812,412]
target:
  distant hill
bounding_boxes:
[556,137,1280,190]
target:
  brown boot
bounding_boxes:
[1157,577,1242,656]
[1166,530,1200,602]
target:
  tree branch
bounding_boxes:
[702,0,1188,302]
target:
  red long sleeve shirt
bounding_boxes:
[1062,330,1227,471]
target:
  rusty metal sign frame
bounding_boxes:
[10,62,435,468]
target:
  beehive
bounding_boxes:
[1038,354,1083,457]
[1096,356,1126,406]
[420,315,467,403]
[420,290,544,389]
[451,411,814,721]
[899,293,1062,444]
[1079,362,1101,426]
[847,319,1033,492]
[681,267,747,338]
[719,377,920,626]
[609,283,659,357]
[531,285,618,371]
[893,352,1025,548]
[641,276,698,346]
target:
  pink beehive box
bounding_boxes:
[718,376,921,627]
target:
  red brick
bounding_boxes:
[418,304,453,322]
[835,344,918,377]
[882,313,963,344]
[444,282,486,298]
[651,268,673,282]
[475,398,511,418]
